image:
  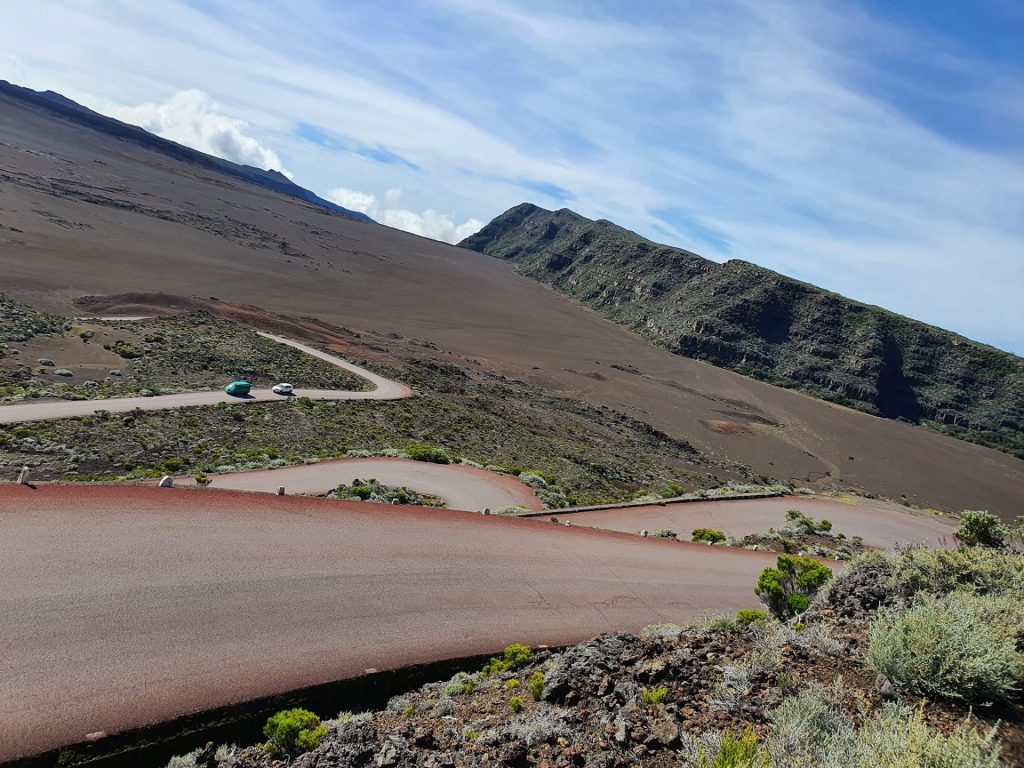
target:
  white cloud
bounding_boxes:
[326,186,482,243]
[111,90,292,177]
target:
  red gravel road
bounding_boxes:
[564,495,956,550]
[0,485,801,761]
[201,456,543,512]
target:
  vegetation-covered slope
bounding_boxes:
[461,204,1024,458]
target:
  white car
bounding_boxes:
[272,383,294,395]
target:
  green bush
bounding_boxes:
[641,686,668,706]
[404,442,452,464]
[690,727,768,768]
[661,481,687,498]
[508,695,524,712]
[529,671,545,700]
[650,529,678,539]
[263,708,326,757]
[692,528,726,544]
[505,678,520,690]
[193,471,211,487]
[817,518,832,532]
[867,591,1024,704]
[755,554,833,619]
[735,609,767,626]
[956,510,1009,549]
[482,643,531,677]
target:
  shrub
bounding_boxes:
[817,518,832,532]
[867,591,1024,704]
[889,546,1024,599]
[162,456,184,472]
[508,695,524,712]
[735,609,767,626]
[193,471,211,486]
[682,727,768,768]
[404,442,451,464]
[650,529,678,539]
[505,678,520,690]
[702,614,739,633]
[661,481,687,498]
[478,707,572,747]
[263,708,327,757]
[956,510,1009,549]
[692,528,726,544]
[529,671,545,700]
[755,554,833,619]
[765,685,1003,766]
[482,643,531,676]
[444,672,476,696]
[641,686,668,706]
[784,508,817,534]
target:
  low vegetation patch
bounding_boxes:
[691,527,726,544]
[332,478,444,507]
[0,321,731,504]
[726,507,865,560]
[0,307,369,403]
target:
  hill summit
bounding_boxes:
[460,204,1023,458]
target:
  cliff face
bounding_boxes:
[461,204,1024,458]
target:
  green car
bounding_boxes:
[225,380,252,396]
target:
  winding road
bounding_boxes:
[562,495,956,551]
[200,456,543,512]
[0,327,950,763]
[0,331,411,425]
[0,484,793,761]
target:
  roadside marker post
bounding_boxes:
[16,466,29,484]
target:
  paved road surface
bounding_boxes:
[0,331,411,424]
[202,456,542,512]
[0,484,794,761]
[565,495,955,550]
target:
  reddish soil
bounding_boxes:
[563,495,957,551]
[0,93,1022,518]
[0,484,794,762]
[196,456,543,512]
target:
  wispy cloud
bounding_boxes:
[3,0,1023,351]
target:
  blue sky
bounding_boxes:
[3,0,1023,353]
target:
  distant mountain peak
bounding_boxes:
[461,203,1024,459]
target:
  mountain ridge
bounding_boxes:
[460,203,1024,458]
[0,80,374,224]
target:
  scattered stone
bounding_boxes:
[54,368,73,377]
[37,358,54,366]
[159,476,174,488]
[109,369,123,376]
